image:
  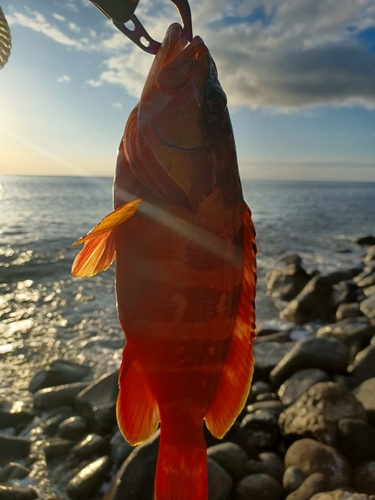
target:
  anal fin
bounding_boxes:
[205,203,257,438]
[117,343,159,446]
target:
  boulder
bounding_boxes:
[207,442,250,482]
[253,342,295,381]
[356,236,375,246]
[266,264,311,301]
[279,382,366,446]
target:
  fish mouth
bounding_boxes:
[156,23,209,90]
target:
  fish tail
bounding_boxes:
[155,422,207,500]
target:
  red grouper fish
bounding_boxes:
[72,22,256,500]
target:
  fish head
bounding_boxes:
[136,23,237,211]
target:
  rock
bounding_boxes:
[266,264,311,301]
[76,371,118,435]
[316,318,375,354]
[353,461,375,495]
[335,280,361,304]
[255,331,295,344]
[349,345,375,383]
[247,381,272,403]
[103,431,159,500]
[58,416,89,441]
[364,285,375,297]
[278,368,330,406]
[284,439,351,489]
[44,437,75,460]
[241,410,279,449]
[364,246,375,264]
[66,455,112,500]
[280,275,337,324]
[0,485,38,500]
[73,434,110,459]
[279,382,366,446]
[357,236,375,246]
[285,473,329,500]
[270,338,349,388]
[29,359,91,392]
[311,490,375,500]
[110,430,134,464]
[207,442,250,482]
[277,253,303,266]
[33,382,90,410]
[0,400,33,430]
[0,435,30,466]
[337,418,375,460]
[336,303,361,321]
[235,473,283,500]
[253,342,295,381]
[353,378,375,426]
[247,452,284,482]
[325,270,359,284]
[357,275,375,289]
[42,409,74,436]
[360,295,375,320]
[0,462,30,482]
[256,392,279,403]
[283,466,307,494]
[221,422,259,459]
[207,458,233,500]
[246,400,285,416]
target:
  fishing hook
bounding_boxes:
[89,0,193,54]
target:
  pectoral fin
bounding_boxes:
[205,203,257,438]
[71,198,141,277]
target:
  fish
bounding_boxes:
[72,22,256,500]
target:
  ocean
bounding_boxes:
[1,176,375,402]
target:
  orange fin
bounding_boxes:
[205,202,257,438]
[71,198,141,278]
[117,343,159,446]
[155,430,207,500]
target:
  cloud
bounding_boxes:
[57,75,71,83]
[86,79,103,87]
[112,102,123,110]
[52,13,66,22]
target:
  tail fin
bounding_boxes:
[155,427,207,500]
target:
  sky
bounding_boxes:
[0,0,375,181]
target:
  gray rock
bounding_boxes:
[73,434,110,459]
[58,416,89,441]
[246,400,285,416]
[364,285,375,297]
[247,452,284,482]
[241,410,279,449]
[0,485,37,500]
[357,275,375,289]
[365,246,375,263]
[357,236,375,246]
[311,490,375,500]
[253,342,295,381]
[353,461,375,495]
[103,431,159,500]
[235,473,283,500]
[44,437,75,460]
[110,430,134,464]
[336,303,361,321]
[285,473,329,500]
[325,270,358,284]
[208,458,233,500]
[255,331,295,344]
[360,295,375,320]
[316,318,375,354]
[277,253,303,266]
[349,345,375,383]
[266,264,311,301]
[284,438,351,489]
[270,337,349,388]
[280,275,337,324]
[337,418,375,460]
[29,359,91,392]
[76,371,118,435]
[207,442,250,482]
[0,400,33,430]
[33,382,90,410]
[0,462,30,482]
[353,378,375,426]
[0,435,30,466]
[279,382,366,446]
[278,368,330,406]
[283,466,307,494]
[42,409,74,436]
[247,381,272,403]
[66,455,112,500]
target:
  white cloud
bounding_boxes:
[68,22,81,33]
[86,79,103,87]
[57,75,71,83]
[112,102,123,110]
[52,13,66,22]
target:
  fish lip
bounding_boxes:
[161,23,208,70]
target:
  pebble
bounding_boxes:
[353,461,375,495]
[33,382,90,410]
[109,430,135,464]
[0,485,38,500]
[44,437,75,461]
[235,473,284,500]
[241,410,279,449]
[207,442,250,482]
[270,337,349,388]
[278,368,330,406]
[73,433,110,460]
[207,458,233,500]
[29,359,91,393]
[58,416,89,441]
[66,455,112,500]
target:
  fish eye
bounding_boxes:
[204,84,227,115]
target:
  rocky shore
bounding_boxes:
[1,239,375,500]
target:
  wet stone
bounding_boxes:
[253,342,295,381]
[349,345,375,383]
[0,400,33,430]
[29,359,91,393]
[247,381,272,403]
[66,455,112,500]
[246,400,285,416]
[353,378,375,426]
[110,430,134,464]
[270,337,349,388]
[235,473,283,500]
[283,466,307,495]
[0,462,30,482]
[337,418,375,460]
[0,435,30,466]
[44,437,75,461]
[33,382,90,411]
[73,434,110,460]
[353,461,375,495]
[279,382,366,446]
[278,368,330,406]
[58,416,89,441]
[0,485,38,500]
[208,442,250,482]
[207,458,233,500]
[42,409,74,437]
